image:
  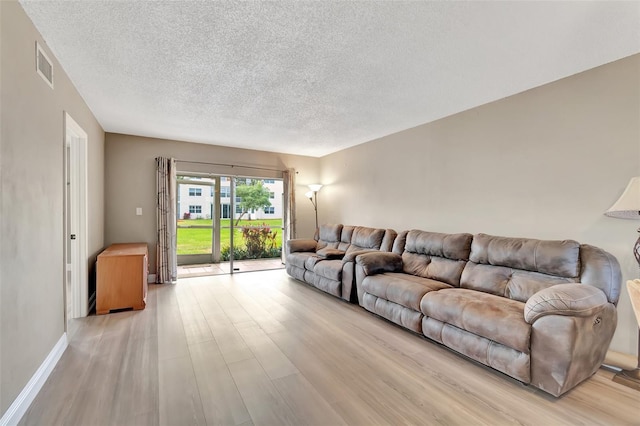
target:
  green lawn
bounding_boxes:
[177,219,283,255]
[177,218,283,228]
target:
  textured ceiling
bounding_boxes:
[19,1,640,157]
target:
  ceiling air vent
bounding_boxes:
[36,42,53,89]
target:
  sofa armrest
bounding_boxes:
[316,248,345,259]
[343,249,377,263]
[355,252,402,275]
[286,239,317,254]
[524,283,609,324]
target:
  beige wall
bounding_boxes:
[320,54,640,355]
[105,134,320,272]
[0,1,104,416]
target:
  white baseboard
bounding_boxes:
[0,334,68,426]
[148,273,156,283]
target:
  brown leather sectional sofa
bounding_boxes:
[285,225,622,397]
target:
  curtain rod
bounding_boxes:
[176,159,285,173]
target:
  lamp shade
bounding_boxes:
[305,191,313,199]
[605,177,640,219]
[308,184,323,192]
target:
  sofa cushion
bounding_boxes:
[460,262,575,301]
[469,234,580,278]
[402,253,468,287]
[380,229,399,253]
[506,271,576,303]
[316,224,343,250]
[287,252,319,269]
[400,230,473,287]
[305,255,322,270]
[339,226,355,251]
[405,230,473,261]
[314,259,343,281]
[392,230,409,255]
[363,272,451,311]
[421,288,530,354]
[350,227,385,250]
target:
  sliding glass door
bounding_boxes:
[176,175,218,265]
[176,174,284,276]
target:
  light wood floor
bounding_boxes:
[21,270,640,426]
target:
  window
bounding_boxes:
[189,205,202,214]
[220,187,230,198]
[235,196,242,203]
[264,179,275,184]
[269,192,275,199]
[264,206,275,214]
[235,204,243,213]
[189,188,202,196]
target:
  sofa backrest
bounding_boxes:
[316,224,398,256]
[461,233,582,303]
[339,226,355,251]
[316,224,343,250]
[392,230,408,255]
[344,226,385,254]
[401,230,473,286]
[580,244,621,304]
[380,229,398,252]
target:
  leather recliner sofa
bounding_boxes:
[355,230,621,397]
[286,224,397,302]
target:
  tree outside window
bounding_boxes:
[235,180,271,225]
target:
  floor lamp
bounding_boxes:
[305,184,322,236]
[605,176,640,390]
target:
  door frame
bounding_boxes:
[63,112,89,324]
[176,176,218,265]
[174,171,286,275]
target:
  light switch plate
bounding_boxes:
[136,207,142,216]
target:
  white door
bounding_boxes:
[64,112,88,324]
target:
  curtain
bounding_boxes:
[282,168,296,261]
[156,157,177,283]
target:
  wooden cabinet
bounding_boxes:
[96,243,148,315]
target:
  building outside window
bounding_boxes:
[178,179,283,221]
